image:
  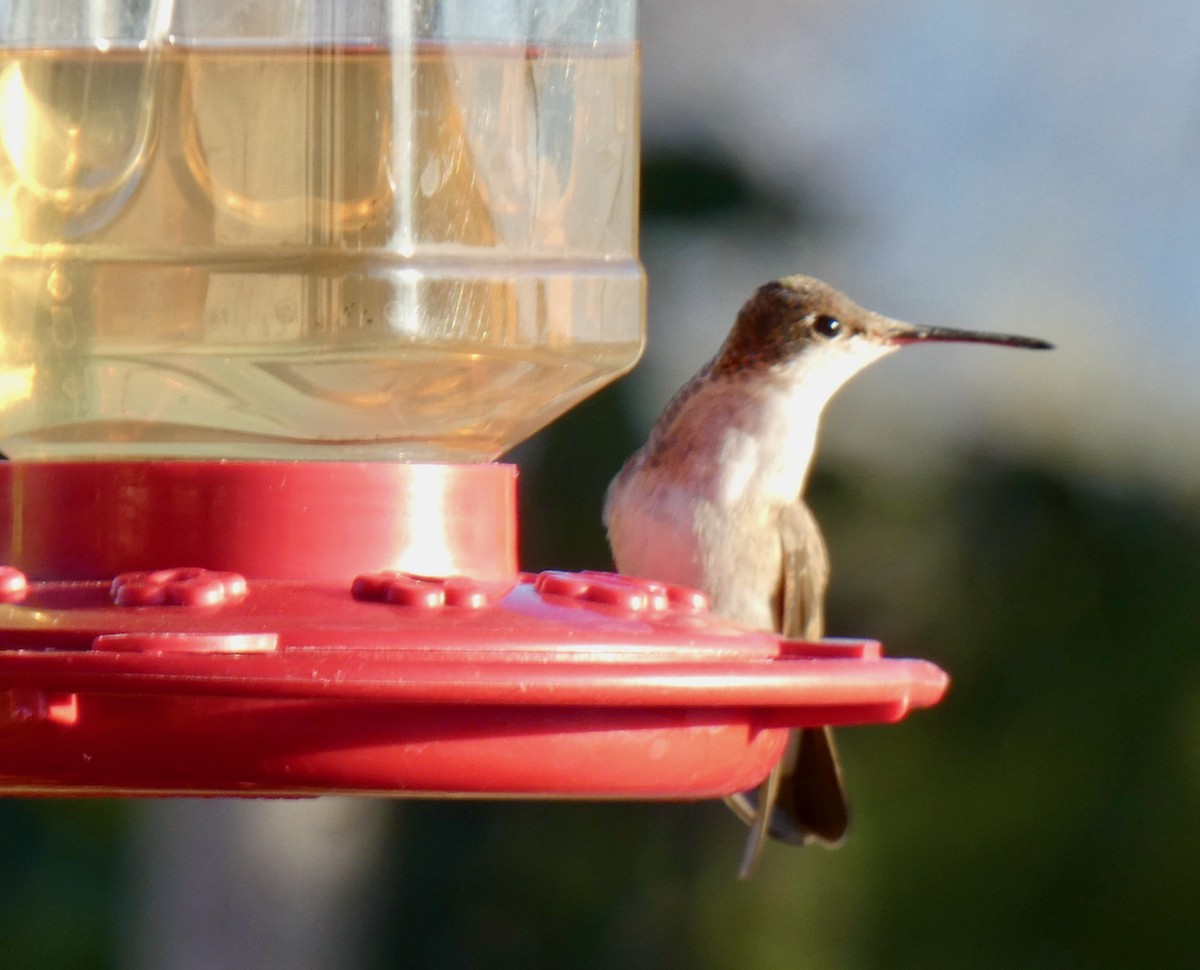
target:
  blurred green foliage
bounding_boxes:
[0,799,128,970]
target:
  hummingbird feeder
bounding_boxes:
[0,0,946,801]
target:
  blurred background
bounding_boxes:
[5,0,1200,966]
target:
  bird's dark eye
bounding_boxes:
[812,314,842,338]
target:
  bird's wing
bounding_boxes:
[735,499,848,875]
[777,499,848,846]
[777,499,829,641]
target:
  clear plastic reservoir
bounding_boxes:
[0,1,643,460]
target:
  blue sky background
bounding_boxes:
[635,0,1200,496]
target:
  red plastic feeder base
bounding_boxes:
[0,461,948,799]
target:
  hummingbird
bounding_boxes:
[603,275,1052,877]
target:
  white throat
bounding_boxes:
[713,336,898,507]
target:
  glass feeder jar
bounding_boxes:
[0,0,643,461]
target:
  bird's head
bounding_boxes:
[713,275,1052,402]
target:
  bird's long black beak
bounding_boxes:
[885,319,1053,350]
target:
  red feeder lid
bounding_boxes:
[0,461,948,799]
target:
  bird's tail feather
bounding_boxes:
[725,726,849,877]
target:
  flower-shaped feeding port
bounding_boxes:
[111,568,249,608]
[534,570,709,613]
[351,572,497,610]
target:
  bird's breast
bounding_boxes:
[603,379,822,630]
[707,391,820,507]
[605,456,785,631]
[604,471,710,592]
